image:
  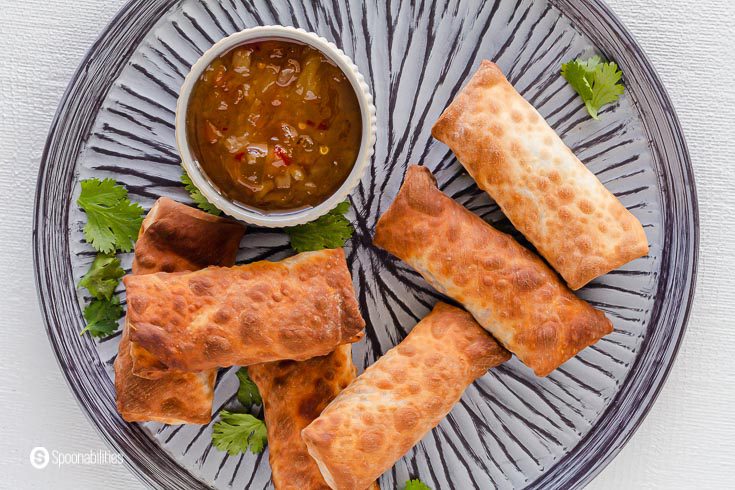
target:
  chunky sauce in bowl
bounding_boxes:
[186,39,362,212]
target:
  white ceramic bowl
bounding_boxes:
[175,25,377,227]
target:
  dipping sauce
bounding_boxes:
[186,39,362,211]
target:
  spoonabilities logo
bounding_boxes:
[28,447,123,469]
[30,447,50,469]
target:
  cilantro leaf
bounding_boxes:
[181,171,221,215]
[404,479,432,490]
[561,55,624,119]
[80,297,123,338]
[586,61,625,118]
[236,368,262,407]
[212,411,267,455]
[560,58,594,101]
[77,178,144,253]
[78,253,125,300]
[285,201,354,252]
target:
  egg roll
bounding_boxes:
[432,60,648,290]
[130,197,245,379]
[248,346,378,490]
[301,302,510,490]
[124,248,365,372]
[114,197,245,424]
[115,321,217,424]
[373,165,612,376]
[131,196,245,275]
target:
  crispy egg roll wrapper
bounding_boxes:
[249,345,378,490]
[373,165,612,376]
[114,197,245,424]
[124,248,365,372]
[432,60,648,290]
[131,197,245,275]
[301,303,510,490]
[130,197,245,379]
[115,321,217,424]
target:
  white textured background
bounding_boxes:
[0,0,733,488]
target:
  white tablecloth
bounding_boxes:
[1,0,732,488]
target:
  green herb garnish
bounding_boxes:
[78,253,125,300]
[181,170,221,215]
[212,410,267,455]
[561,55,624,119]
[285,201,354,252]
[236,368,262,407]
[80,297,124,338]
[404,478,432,490]
[77,178,144,253]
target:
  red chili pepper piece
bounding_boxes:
[274,145,292,165]
[234,151,245,161]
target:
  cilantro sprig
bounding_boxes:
[404,478,432,490]
[211,368,266,455]
[181,171,221,215]
[212,411,267,455]
[236,368,262,407]
[77,178,144,253]
[286,201,355,252]
[561,55,624,119]
[80,297,124,338]
[78,253,125,300]
[77,178,142,338]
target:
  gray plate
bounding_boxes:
[33,0,698,488]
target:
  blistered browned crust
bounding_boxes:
[249,345,380,490]
[114,198,242,423]
[301,303,510,490]
[114,318,216,424]
[129,345,170,380]
[132,196,245,275]
[124,248,365,372]
[373,165,612,376]
[130,197,246,379]
[431,60,649,290]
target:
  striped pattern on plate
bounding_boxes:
[34,0,697,488]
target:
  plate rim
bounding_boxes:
[32,0,699,488]
[533,1,699,487]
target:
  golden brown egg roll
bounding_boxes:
[131,196,245,275]
[124,248,365,373]
[130,197,245,379]
[115,320,217,424]
[373,165,612,376]
[301,302,510,490]
[432,60,648,290]
[114,197,245,424]
[249,345,377,490]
